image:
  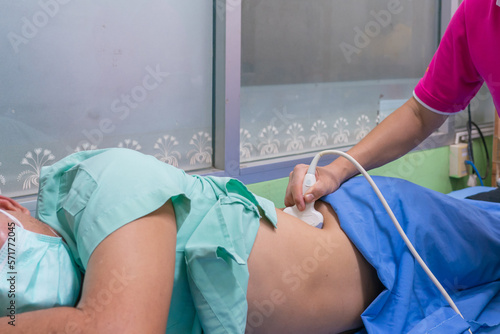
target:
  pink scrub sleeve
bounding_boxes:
[414,1,483,114]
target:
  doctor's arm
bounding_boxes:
[286,97,449,209]
[0,201,177,334]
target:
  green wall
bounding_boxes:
[247,136,493,208]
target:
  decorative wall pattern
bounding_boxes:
[239,80,411,163]
[0,163,5,195]
[240,115,371,161]
[0,128,213,197]
[154,135,181,167]
[17,149,56,190]
[2,1,494,200]
[0,1,213,198]
[188,132,213,166]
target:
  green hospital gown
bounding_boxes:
[36,148,278,334]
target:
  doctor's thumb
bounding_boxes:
[304,193,315,203]
[304,184,324,203]
[304,181,336,203]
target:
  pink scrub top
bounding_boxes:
[414,0,500,115]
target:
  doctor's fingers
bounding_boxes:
[284,164,310,209]
[300,165,342,205]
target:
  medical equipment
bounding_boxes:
[465,104,489,187]
[293,150,473,334]
[283,173,324,228]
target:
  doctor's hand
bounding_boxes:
[284,163,341,211]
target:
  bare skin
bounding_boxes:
[0,197,176,334]
[247,202,382,334]
[0,196,381,333]
[285,97,449,211]
[0,97,444,333]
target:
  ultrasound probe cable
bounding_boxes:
[307,150,472,334]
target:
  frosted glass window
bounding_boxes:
[240,0,440,162]
[0,1,213,197]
